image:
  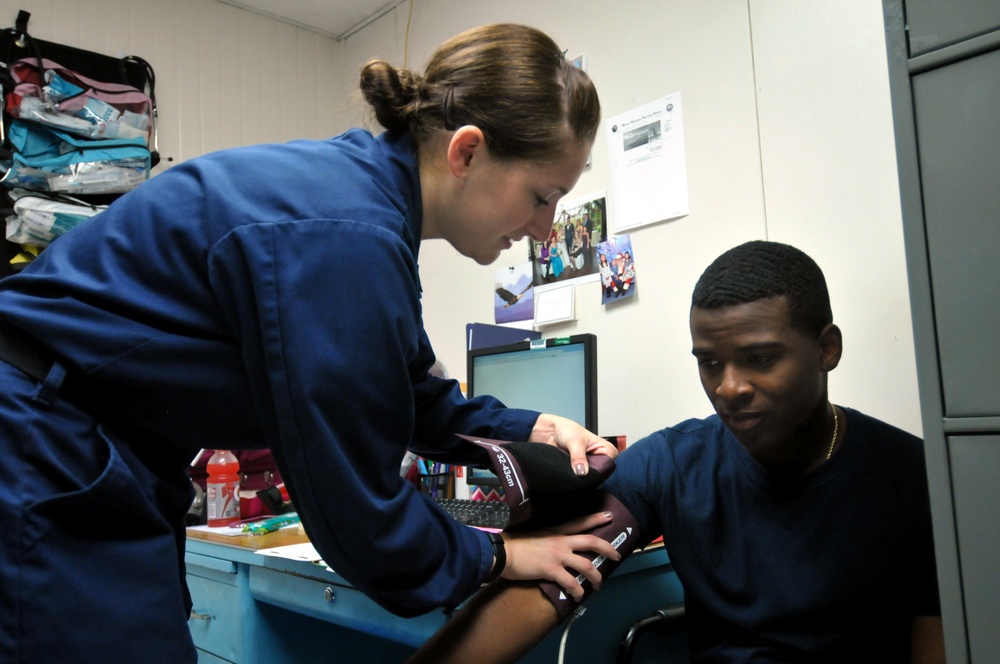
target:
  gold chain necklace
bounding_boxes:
[826,402,839,460]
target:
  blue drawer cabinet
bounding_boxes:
[186,553,242,663]
[248,565,447,648]
[184,531,444,663]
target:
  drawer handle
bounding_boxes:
[189,610,214,621]
[324,587,336,604]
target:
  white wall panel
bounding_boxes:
[748,0,920,433]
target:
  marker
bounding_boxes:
[242,513,300,535]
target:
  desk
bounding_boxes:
[186,528,684,663]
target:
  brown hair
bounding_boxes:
[359,24,600,162]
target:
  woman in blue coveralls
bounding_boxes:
[0,23,619,663]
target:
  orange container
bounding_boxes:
[206,449,240,527]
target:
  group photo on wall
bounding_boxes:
[529,193,607,287]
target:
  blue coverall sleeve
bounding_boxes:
[206,217,534,615]
[408,327,541,462]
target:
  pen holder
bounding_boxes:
[419,472,454,500]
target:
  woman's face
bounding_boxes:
[443,140,592,265]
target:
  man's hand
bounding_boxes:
[529,413,618,477]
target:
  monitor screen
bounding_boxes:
[465,334,597,486]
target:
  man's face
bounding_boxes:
[690,296,839,466]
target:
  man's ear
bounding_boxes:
[818,323,843,372]
[446,125,486,179]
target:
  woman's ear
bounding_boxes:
[818,323,843,372]
[446,126,486,178]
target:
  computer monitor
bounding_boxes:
[465,334,598,486]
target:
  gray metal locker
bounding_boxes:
[882,1,1000,661]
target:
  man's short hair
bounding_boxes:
[691,240,832,336]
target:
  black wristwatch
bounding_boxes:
[483,531,506,584]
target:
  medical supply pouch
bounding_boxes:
[3,188,106,247]
[6,57,154,145]
[0,9,160,178]
[2,120,150,194]
[0,10,158,274]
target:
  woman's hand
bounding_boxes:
[498,511,619,601]
[529,413,618,476]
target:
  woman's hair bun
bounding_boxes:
[359,60,423,133]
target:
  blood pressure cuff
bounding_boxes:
[537,491,648,620]
[455,434,617,531]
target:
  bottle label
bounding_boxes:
[206,480,240,524]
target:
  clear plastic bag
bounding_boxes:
[4,188,106,246]
[2,120,150,195]
[7,58,154,146]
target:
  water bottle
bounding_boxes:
[206,450,240,527]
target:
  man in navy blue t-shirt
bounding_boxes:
[411,241,944,664]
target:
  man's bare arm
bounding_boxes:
[406,581,560,664]
[910,615,946,664]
